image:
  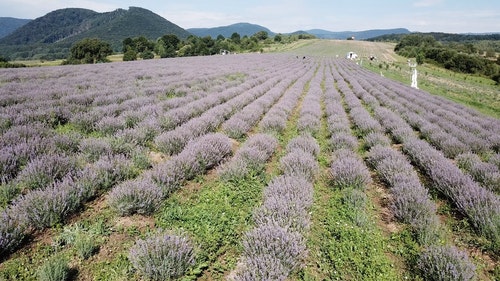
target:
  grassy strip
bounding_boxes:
[154,173,268,280]
[300,69,400,280]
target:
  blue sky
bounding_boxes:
[1,0,499,33]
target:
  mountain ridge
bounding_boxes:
[187,22,275,38]
[0,7,191,60]
[0,17,31,39]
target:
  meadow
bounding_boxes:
[0,40,499,281]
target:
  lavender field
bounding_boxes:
[0,51,499,280]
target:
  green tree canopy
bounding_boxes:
[69,38,112,64]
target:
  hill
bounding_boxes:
[306,28,410,40]
[0,17,31,39]
[0,7,191,60]
[367,32,500,42]
[187,22,275,38]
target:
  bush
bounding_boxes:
[74,233,98,259]
[14,177,81,229]
[286,134,320,157]
[279,150,318,182]
[37,255,70,281]
[254,175,313,232]
[235,222,306,280]
[123,49,137,61]
[16,154,78,190]
[418,245,476,281]
[329,149,371,190]
[128,232,196,281]
[0,206,27,256]
[108,178,163,216]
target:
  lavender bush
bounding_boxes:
[279,150,318,182]
[78,137,113,162]
[254,175,313,232]
[219,134,277,180]
[329,133,359,152]
[0,206,27,256]
[418,245,476,281]
[403,138,500,245]
[152,133,232,195]
[14,176,81,229]
[16,154,78,191]
[286,134,320,157]
[235,222,306,281]
[108,178,163,216]
[329,149,372,190]
[128,231,196,281]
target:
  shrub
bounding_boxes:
[286,134,320,157]
[74,233,98,260]
[149,158,186,195]
[128,232,196,281]
[78,137,112,162]
[418,245,476,281]
[236,222,306,280]
[0,206,27,256]
[108,178,163,216]
[329,133,358,152]
[254,175,313,232]
[36,255,70,281]
[14,177,81,229]
[76,154,136,201]
[16,154,78,191]
[279,150,318,182]
[329,149,371,189]
[364,132,391,149]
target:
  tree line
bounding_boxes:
[394,34,500,83]
[62,31,314,64]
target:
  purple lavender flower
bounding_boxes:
[128,231,196,280]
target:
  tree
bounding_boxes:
[69,38,112,64]
[230,32,241,44]
[123,49,137,61]
[416,52,425,65]
[252,31,268,41]
[274,34,282,43]
[156,34,180,58]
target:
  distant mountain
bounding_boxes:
[0,7,191,60]
[188,22,275,38]
[306,28,411,40]
[0,17,31,39]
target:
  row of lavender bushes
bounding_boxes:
[258,63,316,134]
[1,153,136,256]
[1,54,307,259]
[1,54,301,189]
[232,69,320,279]
[233,134,319,280]
[153,74,284,155]
[340,62,500,249]
[218,133,278,181]
[110,58,311,280]
[109,133,233,280]
[333,61,478,280]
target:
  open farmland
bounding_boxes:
[0,44,499,281]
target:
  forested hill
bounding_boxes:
[188,23,275,38]
[0,17,31,39]
[0,7,191,60]
[368,32,500,42]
